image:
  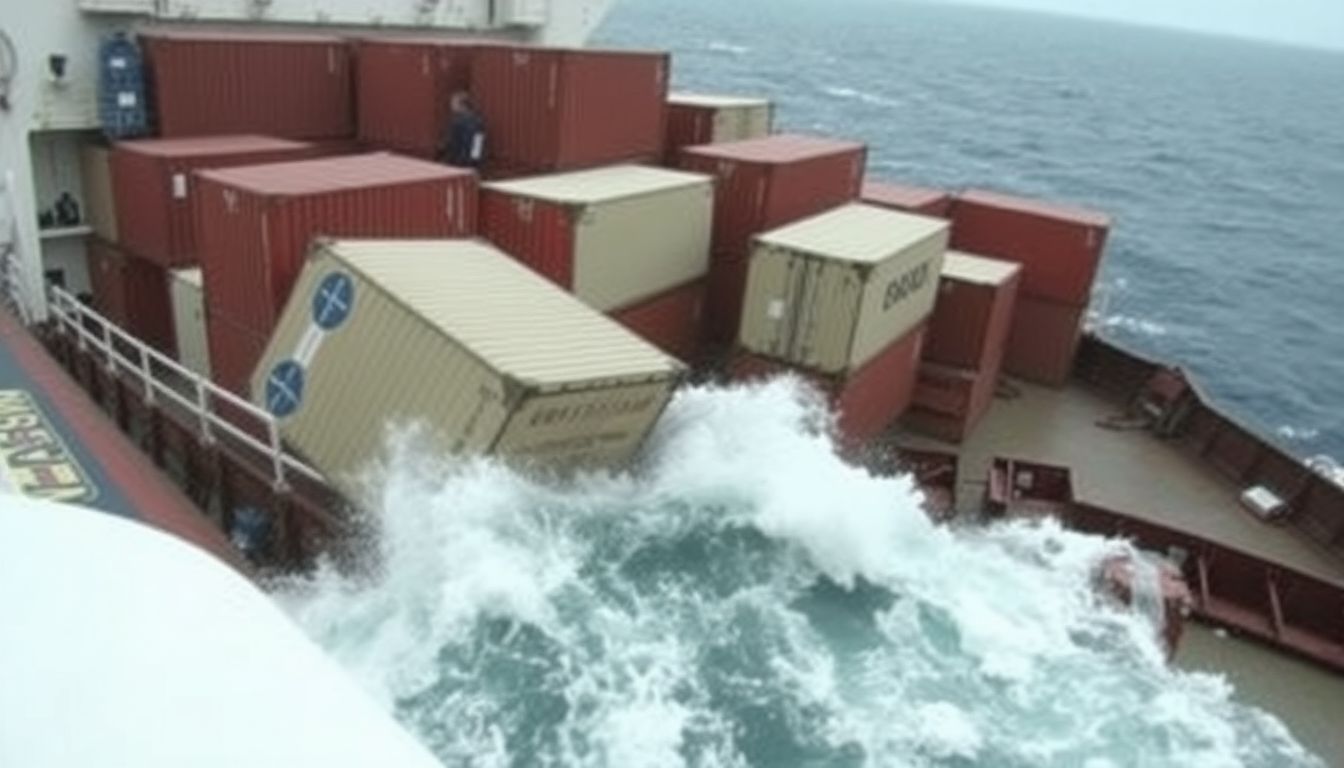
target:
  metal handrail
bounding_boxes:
[44,285,324,489]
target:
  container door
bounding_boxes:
[171,270,211,378]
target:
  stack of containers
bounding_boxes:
[94,135,316,357]
[731,204,949,443]
[354,37,481,158]
[861,180,952,218]
[470,47,669,177]
[663,93,773,163]
[480,165,714,361]
[950,190,1110,385]
[677,134,867,345]
[193,153,479,393]
[904,252,1021,443]
[140,31,354,139]
[252,239,684,488]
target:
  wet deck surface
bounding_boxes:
[0,310,242,569]
[892,379,1344,585]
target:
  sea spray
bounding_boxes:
[280,378,1320,767]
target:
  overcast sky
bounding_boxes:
[940,0,1344,51]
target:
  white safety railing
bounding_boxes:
[45,285,324,490]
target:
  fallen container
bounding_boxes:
[664,93,772,162]
[471,47,669,176]
[85,238,175,355]
[922,251,1021,371]
[110,135,316,267]
[950,189,1110,306]
[480,164,712,312]
[861,180,952,218]
[609,278,706,363]
[354,38,480,158]
[141,31,354,140]
[739,204,947,375]
[251,239,684,483]
[194,152,478,336]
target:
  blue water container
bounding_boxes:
[97,33,149,139]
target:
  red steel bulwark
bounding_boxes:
[1003,294,1086,385]
[949,189,1110,306]
[923,257,1021,371]
[110,136,316,267]
[141,31,353,140]
[195,153,478,335]
[86,238,176,356]
[731,325,924,444]
[355,38,479,158]
[610,279,706,363]
[471,47,669,176]
[861,181,953,218]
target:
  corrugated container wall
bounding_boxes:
[80,144,118,243]
[355,38,478,158]
[480,165,713,312]
[206,308,270,396]
[142,32,353,140]
[906,362,998,443]
[739,204,947,375]
[170,268,210,379]
[111,135,316,267]
[86,238,175,355]
[1003,295,1086,385]
[195,153,478,336]
[922,251,1021,371]
[732,325,925,445]
[861,181,952,218]
[471,47,668,176]
[252,240,684,487]
[610,278,706,363]
[950,189,1110,306]
[664,93,772,162]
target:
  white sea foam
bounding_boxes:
[822,85,902,107]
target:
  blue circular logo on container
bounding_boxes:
[312,272,355,331]
[265,360,306,418]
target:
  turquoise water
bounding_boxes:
[282,381,1319,766]
[594,0,1344,468]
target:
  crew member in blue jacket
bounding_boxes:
[439,92,486,169]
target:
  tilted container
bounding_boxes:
[86,238,175,355]
[923,251,1021,371]
[194,153,478,336]
[251,239,684,483]
[471,47,669,176]
[169,268,210,379]
[111,135,316,267]
[861,181,952,218]
[141,31,353,140]
[664,93,773,162]
[354,38,481,158]
[950,189,1110,306]
[480,165,713,312]
[739,204,948,375]
[610,278,706,364]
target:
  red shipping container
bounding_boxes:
[678,134,866,258]
[471,46,668,176]
[610,279,705,363]
[355,38,479,158]
[86,238,175,355]
[110,135,316,267]
[703,252,750,347]
[906,362,997,443]
[861,181,952,218]
[195,153,478,335]
[205,305,270,397]
[142,31,353,140]
[663,94,772,164]
[923,251,1021,371]
[1003,294,1086,386]
[950,189,1110,306]
[730,325,924,445]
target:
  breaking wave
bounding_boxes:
[279,380,1319,767]
[823,85,903,108]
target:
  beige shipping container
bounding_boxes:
[170,268,211,378]
[739,203,948,375]
[251,239,684,486]
[80,144,118,242]
[667,93,774,145]
[481,165,714,312]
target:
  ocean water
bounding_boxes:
[593,0,1344,467]
[282,381,1320,766]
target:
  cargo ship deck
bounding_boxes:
[0,308,242,570]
